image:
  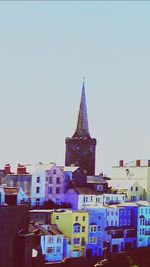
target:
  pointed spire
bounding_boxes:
[73,79,90,138]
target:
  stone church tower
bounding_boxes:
[65,82,97,175]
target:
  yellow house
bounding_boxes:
[51,210,89,257]
[112,160,150,201]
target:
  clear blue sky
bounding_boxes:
[0,2,150,175]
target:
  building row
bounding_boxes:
[29,201,150,263]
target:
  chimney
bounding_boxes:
[17,164,27,175]
[136,160,140,167]
[5,164,11,174]
[119,160,124,167]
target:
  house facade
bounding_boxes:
[51,210,89,257]
[86,208,106,257]
[112,159,150,201]
[137,203,150,247]
[40,224,64,262]
[64,187,103,210]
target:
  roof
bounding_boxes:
[72,82,90,138]
[118,201,150,207]
[108,180,143,190]
[69,187,101,195]
[87,175,107,184]
[26,163,55,174]
[59,166,79,172]
[28,223,63,236]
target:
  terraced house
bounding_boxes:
[51,210,88,257]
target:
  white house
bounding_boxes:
[112,159,150,201]
[109,180,146,202]
[103,193,126,205]
[31,163,55,206]
[65,187,103,210]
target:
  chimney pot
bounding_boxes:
[119,160,124,167]
[136,160,140,167]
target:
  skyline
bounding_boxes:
[0,2,150,175]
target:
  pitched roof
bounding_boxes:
[70,186,101,195]
[72,82,90,138]
[87,175,107,184]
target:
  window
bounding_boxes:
[56,215,59,220]
[107,221,109,226]
[115,221,117,226]
[57,237,61,243]
[111,220,113,226]
[56,187,60,194]
[97,237,101,244]
[128,210,131,215]
[135,187,138,191]
[98,226,101,232]
[131,187,133,191]
[81,237,85,245]
[47,247,54,253]
[75,216,78,222]
[82,226,85,232]
[46,177,49,181]
[48,187,52,194]
[53,170,56,174]
[56,177,60,184]
[48,236,53,243]
[36,187,40,193]
[56,247,61,253]
[37,177,40,183]
[73,238,80,245]
[141,208,143,214]
[116,211,118,216]
[36,198,40,205]
[49,177,53,183]
[145,208,147,214]
[98,216,101,221]
[107,211,109,216]
[90,237,97,244]
[74,224,80,233]
[111,211,113,216]
[90,225,97,232]
[83,216,86,221]
[91,217,94,222]
[91,196,93,201]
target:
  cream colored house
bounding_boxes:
[111,160,150,201]
[109,180,146,202]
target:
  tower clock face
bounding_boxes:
[73,144,79,151]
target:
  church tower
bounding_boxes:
[65,81,97,175]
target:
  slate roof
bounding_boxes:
[87,175,107,184]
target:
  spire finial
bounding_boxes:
[83,77,85,87]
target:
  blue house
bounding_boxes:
[86,207,106,257]
[118,203,138,250]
